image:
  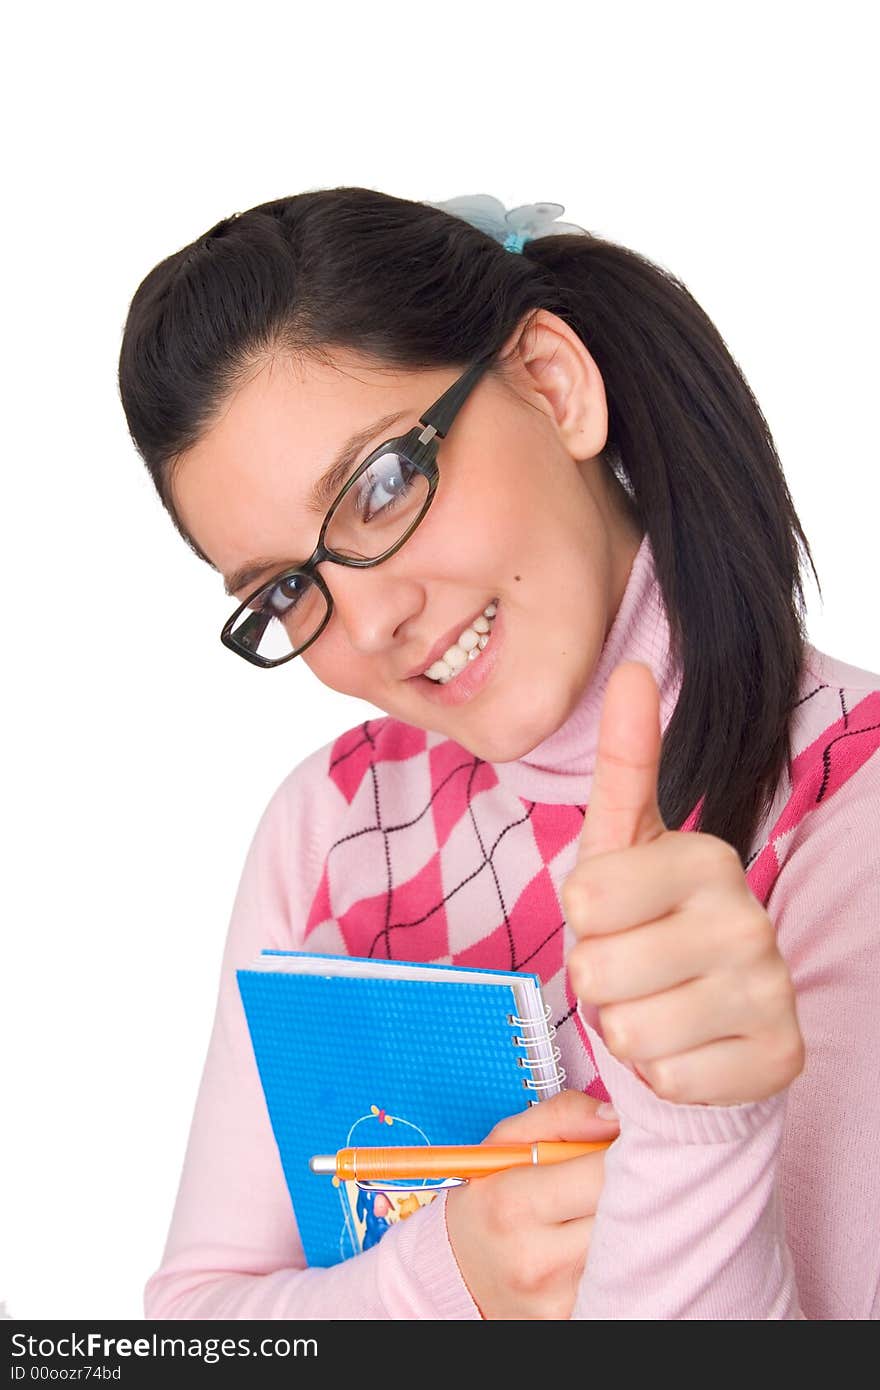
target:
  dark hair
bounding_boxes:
[118,185,820,863]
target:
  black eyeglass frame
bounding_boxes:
[220,355,496,668]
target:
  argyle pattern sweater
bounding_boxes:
[145,535,880,1320]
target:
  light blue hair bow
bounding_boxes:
[422,194,588,253]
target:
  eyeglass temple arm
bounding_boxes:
[419,358,494,438]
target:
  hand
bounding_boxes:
[444,1089,619,1319]
[562,661,805,1106]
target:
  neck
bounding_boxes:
[488,531,682,804]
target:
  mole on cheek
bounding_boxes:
[514,575,521,582]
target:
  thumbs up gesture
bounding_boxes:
[562,662,805,1106]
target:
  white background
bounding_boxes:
[2,0,877,1320]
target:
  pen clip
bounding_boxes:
[355,1177,466,1193]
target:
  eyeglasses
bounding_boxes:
[220,356,495,668]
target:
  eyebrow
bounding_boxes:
[222,409,409,597]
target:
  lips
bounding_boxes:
[403,600,498,681]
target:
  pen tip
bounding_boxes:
[309,1154,337,1174]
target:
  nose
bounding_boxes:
[319,557,425,656]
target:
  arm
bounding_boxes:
[573,751,880,1320]
[572,1026,802,1319]
[144,749,479,1320]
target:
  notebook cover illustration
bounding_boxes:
[236,951,558,1268]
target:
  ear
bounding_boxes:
[499,309,609,462]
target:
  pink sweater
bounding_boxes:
[144,535,880,1320]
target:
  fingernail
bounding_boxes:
[595,1102,619,1123]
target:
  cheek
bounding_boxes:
[461,447,584,582]
[446,484,528,578]
[300,626,368,694]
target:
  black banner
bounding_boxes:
[1,1319,536,1383]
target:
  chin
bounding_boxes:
[457,729,549,764]
[453,701,573,765]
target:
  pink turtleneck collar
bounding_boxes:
[488,531,683,805]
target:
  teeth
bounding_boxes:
[442,644,469,672]
[422,600,499,683]
[424,658,454,680]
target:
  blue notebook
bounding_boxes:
[236,950,563,1268]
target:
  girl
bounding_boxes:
[118,187,880,1320]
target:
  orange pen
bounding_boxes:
[310,1140,613,1183]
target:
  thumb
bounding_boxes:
[485,1089,620,1144]
[578,661,666,860]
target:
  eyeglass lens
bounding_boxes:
[226,447,432,662]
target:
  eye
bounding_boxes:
[242,572,305,615]
[351,451,419,521]
[265,573,309,615]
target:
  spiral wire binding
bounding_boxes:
[517,1045,563,1071]
[509,1002,566,1098]
[508,1003,553,1026]
[512,1024,558,1045]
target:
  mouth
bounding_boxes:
[407,598,499,682]
[408,599,503,706]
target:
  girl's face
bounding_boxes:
[171,310,644,763]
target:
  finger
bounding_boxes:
[500,1213,597,1312]
[484,1149,609,1225]
[565,830,747,940]
[595,973,746,1062]
[597,955,800,1065]
[568,909,717,1003]
[577,661,666,861]
[549,1215,596,1266]
[485,1089,620,1145]
[632,1031,806,1106]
